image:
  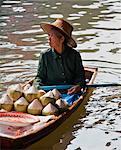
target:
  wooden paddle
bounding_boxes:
[86,83,121,88]
[38,83,121,90]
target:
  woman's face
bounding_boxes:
[48,29,65,49]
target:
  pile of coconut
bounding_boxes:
[0,84,68,116]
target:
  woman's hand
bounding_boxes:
[67,85,83,95]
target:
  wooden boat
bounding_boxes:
[0,67,97,150]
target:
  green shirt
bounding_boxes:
[34,46,85,88]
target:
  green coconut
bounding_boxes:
[42,103,59,116]
[40,91,55,106]
[27,99,43,115]
[7,84,23,101]
[14,97,29,112]
[52,89,61,100]
[0,94,13,111]
[24,85,38,102]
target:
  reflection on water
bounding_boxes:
[0,0,121,149]
[67,87,121,150]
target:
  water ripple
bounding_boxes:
[0,41,17,49]
[1,5,12,8]
[12,7,26,12]
[0,22,7,26]
[92,20,121,30]
[12,29,43,34]
[0,54,23,59]
[67,17,80,21]
[50,14,63,18]
[22,3,33,6]
[22,38,37,42]
[0,16,9,20]
[38,15,48,19]
[72,3,102,9]
[3,0,21,4]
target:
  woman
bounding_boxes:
[34,18,85,94]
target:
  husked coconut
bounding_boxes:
[40,91,55,106]
[37,90,46,98]
[0,94,13,111]
[0,109,8,112]
[42,103,58,116]
[24,85,38,102]
[7,84,23,101]
[52,89,61,100]
[42,91,54,98]
[56,99,68,110]
[40,97,55,106]
[14,97,29,112]
[23,84,31,91]
[27,99,43,115]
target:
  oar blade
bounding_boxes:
[86,83,121,88]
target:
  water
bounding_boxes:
[0,0,121,149]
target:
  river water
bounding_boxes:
[0,0,121,149]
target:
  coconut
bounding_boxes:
[7,84,23,101]
[55,99,68,111]
[40,97,55,106]
[27,99,43,115]
[52,89,61,100]
[0,94,13,111]
[42,103,58,116]
[0,109,8,112]
[23,84,31,91]
[24,85,38,102]
[40,91,55,106]
[42,90,54,98]
[37,89,46,98]
[14,97,29,112]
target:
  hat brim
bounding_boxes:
[40,22,77,48]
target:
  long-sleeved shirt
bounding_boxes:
[34,46,85,88]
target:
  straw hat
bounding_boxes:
[40,18,77,48]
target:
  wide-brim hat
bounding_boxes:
[40,18,77,48]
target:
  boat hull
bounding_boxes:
[0,67,97,149]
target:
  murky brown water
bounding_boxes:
[0,0,121,149]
